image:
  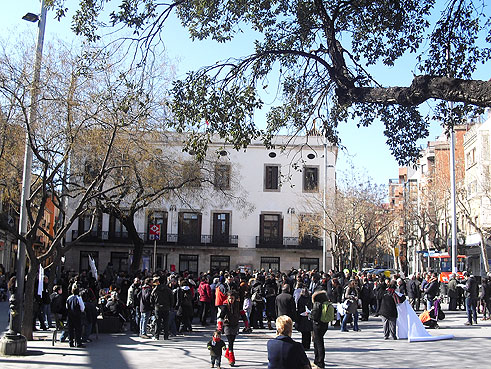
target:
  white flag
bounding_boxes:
[88,255,98,280]
[38,264,44,297]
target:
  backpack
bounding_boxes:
[320,301,335,323]
[252,291,263,303]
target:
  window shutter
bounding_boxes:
[259,214,265,238]
[279,216,284,243]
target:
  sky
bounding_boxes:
[2,1,488,187]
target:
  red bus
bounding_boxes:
[429,253,466,283]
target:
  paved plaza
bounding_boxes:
[0,300,489,368]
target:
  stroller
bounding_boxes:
[419,298,445,329]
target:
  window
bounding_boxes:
[109,214,127,238]
[303,166,319,192]
[111,252,128,272]
[178,212,202,244]
[147,210,167,241]
[182,161,201,187]
[78,210,102,234]
[214,164,231,190]
[300,258,319,271]
[261,257,280,271]
[79,251,99,274]
[259,214,283,244]
[264,165,280,191]
[212,213,230,244]
[210,255,230,273]
[179,254,198,274]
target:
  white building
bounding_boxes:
[63,134,337,275]
[463,110,491,274]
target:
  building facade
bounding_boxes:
[64,135,337,275]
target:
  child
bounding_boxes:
[242,291,252,333]
[207,330,226,368]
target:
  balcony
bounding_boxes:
[256,236,322,249]
[73,230,236,246]
[164,234,238,247]
[72,230,109,242]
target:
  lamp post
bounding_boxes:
[0,1,47,356]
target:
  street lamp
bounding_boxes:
[0,1,47,356]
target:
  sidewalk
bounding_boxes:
[1,300,490,368]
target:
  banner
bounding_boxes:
[37,264,44,296]
[89,255,98,280]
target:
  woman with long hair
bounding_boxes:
[218,291,250,366]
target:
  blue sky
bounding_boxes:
[2,1,489,186]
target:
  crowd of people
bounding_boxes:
[10,262,491,369]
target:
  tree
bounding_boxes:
[304,166,392,270]
[52,0,491,164]
[0,37,152,339]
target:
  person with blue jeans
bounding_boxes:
[138,278,153,338]
[341,280,360,332]
[50,285,68,341]
[463,272,478,325]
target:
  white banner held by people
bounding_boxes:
[89,255,98,280]
[37,264,44,296]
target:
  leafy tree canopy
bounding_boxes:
[50,0,491,164]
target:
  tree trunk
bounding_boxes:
[125,216,145,275]
[21,258,39,340]
[47,251,62,288]
[478,231,490,274]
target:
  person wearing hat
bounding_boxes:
[151,275,174,340]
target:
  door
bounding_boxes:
[212,213,230,244]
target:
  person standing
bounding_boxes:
[463,272,478,325]
[207,330,226,369]
[50,285,68,342]
[127,277,141,333]
[360,275,373,321]
[267,315,311,369]
[66,285,85,348]
[340,280,360,332]
[275,284,296,320]
[407,274,420,311]
[311,290,329,369]
[198,277,212,326]
[251,277,265,329]
[378,281,398,340]
[151,275,174,340]
[295,288,313,351]
[218,291,250,367]
[447,274,458,311]
[424,273,440,310]
[138,278,153,338]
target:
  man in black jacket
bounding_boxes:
[463,272,478,325]
[51,285,68,342]
[275,284,296,320]
[378,281,398,340]
[151,276,174,340]
[424,272,440,310]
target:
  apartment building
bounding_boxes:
[63,134,337,275]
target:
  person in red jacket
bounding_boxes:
[198,277,212,326]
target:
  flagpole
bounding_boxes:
[153,239,157,272]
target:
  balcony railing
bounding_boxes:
[165,234,238,247]
[256,236,323,249]
[72,230,109,242]
[72,230,238,247]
